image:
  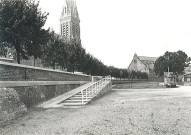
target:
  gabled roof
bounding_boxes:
[138,56,157,62]
[138,56,157,70]
[128,53,158,71]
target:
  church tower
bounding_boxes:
[60,0,81,43]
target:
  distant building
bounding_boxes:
[183,73,191,86]
[60,0,81,43]
[128,53,157,74]
[184,64,191,74]
[127,53,158,80]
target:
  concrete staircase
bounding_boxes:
[59,89,93,107]
[38,76,111,108]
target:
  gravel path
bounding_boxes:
[1,86,191,135]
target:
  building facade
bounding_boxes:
[128,53,157,75]
[183,73,191,86]
[60,0,81,43]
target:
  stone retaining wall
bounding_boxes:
[0,88,27,124]
[0,83,84,125]
[0,61,91,81]
[0,62,92,124]
[14,83,82,108]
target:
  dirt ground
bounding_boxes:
[1,86,191,135]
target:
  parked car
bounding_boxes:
[165,82,176,88]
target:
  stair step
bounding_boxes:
[73,95,93,97]
[72,96,93,99]
[62,106,85,109]
[63,99,90,103]
[69,97,92,100]
[76,92,92,94]
[75,94,93,96]
[56,81,110,108]
[61,102,87,106]
[65,99,90,102]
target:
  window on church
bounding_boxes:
[76,25,77,35]
[66,27,68,37]
[61,24,62,36]
[66,23,68,29]
[134,60,137,63]
[66,23,68,37]
[65,7,66,14]
[73,23,75,36]
[63,25,65,36]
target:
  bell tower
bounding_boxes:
[60,0,81,43]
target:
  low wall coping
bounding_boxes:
[0,81,89,87]
[0,61,90,77]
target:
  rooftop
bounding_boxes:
[138,56,157,62]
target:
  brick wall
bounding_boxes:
[0,61,91,81]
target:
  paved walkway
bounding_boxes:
[1,86,191,135]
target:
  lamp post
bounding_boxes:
[167,56,170,78]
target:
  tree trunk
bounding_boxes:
[53,63,55,70]
[16,51,20,64]
[34,58,35,66]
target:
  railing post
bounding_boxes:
[95,83,96,93]
[80,76,112,105]
[88,87,90,97]
[100,80,101,89]
[94,84,96,94]
[86,88,87,101]
[91,85,93,97]
[96,82,98,92]
[81,90,84,104]
[97,82,99,91]
[99,81,101,91]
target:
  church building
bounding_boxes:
[60,0,81,43]
[128,53,157,75]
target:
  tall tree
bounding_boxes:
[154,50,189,77]
[0,0,49,63]
[42,31,69,70]
[42,31,59,69]
[66,39,82,72]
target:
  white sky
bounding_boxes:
[39,0,191,68]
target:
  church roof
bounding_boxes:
[128,53,158,71]
[137,55,158,70]
[138,56,157,62]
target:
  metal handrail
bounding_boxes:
[81,76,111,103]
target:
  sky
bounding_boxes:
[39,0,191,68]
